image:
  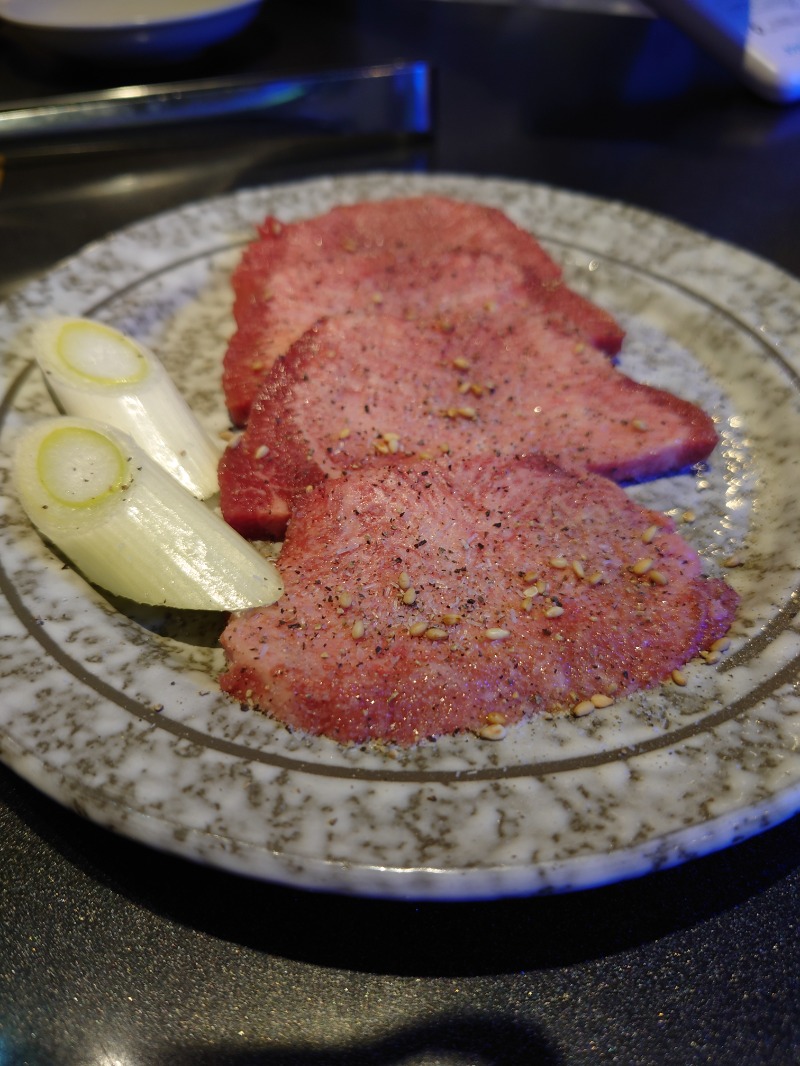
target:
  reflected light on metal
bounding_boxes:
[0,61,433,143]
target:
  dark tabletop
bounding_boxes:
[1,1,799,1063]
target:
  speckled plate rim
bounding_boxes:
[1,171,799,900]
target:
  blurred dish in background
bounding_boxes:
[0,0,264,63]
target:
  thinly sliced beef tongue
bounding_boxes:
[219,456,738,746]
[222,196,624,424]
[219,311,717,540]
[223,249,533,427]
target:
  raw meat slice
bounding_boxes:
[224,249,530,426]
[219,310,718,540]
[219,455,738,746]
[222,196,624,424]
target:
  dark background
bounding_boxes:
[1,1,798,1062]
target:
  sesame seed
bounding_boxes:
[572,560,586,579]
[443,404,478,420]
[642,524,659,544]
[586,571,604,586]
[486,711,507,725]
[550,556,569,569]
[572,700,595,717]
[682,510,696,523]
[710,637,731,653]
[409,621,428,637]
[452,357,471,370]
[649,569,669,585]
[590,693,614,708]
[398,571,412,590]
[338,591,352,608]
[338,427,351,440]
[441,613,462,625]
[424,627,448,641]
[402,587,417,605]
[522,585,540,598]
[631,557,654,575]
[544,605,564,618]
[254,444,269,459]
[477,723,507,740]
[671,668,687,686]
[632,419,648,431]
[484,627,511,641]
[351,619,365,640]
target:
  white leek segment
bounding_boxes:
[32,316,221,499]
[13,417,283,611]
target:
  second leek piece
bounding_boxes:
[32,316,221,499]
[13,416,283,611]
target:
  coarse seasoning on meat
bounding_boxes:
[222,196,624,424]
[219,310,718,540]
[219,455,738,747]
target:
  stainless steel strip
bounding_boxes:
[0,61,432,141]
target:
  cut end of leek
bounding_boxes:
[37,425,128,507]
[32,316,221,500]
[56,319,149,385]
[14,416,283,612]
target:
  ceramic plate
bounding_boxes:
[1,173,799,899]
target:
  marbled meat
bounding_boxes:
[219,455,738,746]
[219,310,718,539]
[222,196,624,424]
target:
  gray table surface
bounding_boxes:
[1,1,798,1062]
